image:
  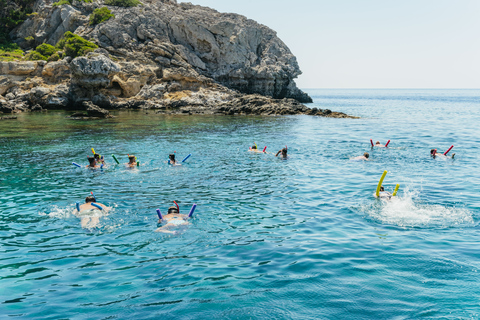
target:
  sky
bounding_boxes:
[180,0,480,89]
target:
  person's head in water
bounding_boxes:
[87,156,96,167]
[169,154,176,163]
[167,206,179,214]
[375,141,381,145]
[380,186,385,192]
[364,152,369,159]
[94,153,100,160]
[430,149,436,156]
[85,196,96,203]
[251,145,257,150]
[128,155,136,164]
[281,148,287,157]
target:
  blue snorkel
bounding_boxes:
[188,204,197,218]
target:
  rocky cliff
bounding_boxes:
[0,0,356,118]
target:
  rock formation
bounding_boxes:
[0,0,357,118]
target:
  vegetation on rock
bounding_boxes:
[24,43,57,61]
[35,43,56,57]
[24,50,47,61]
[0,42,24,61]
[52,0,92,6]
[56,31,98,58]
[104,0,142,8]
[89,7,115,26]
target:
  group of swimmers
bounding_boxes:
[249,143,289,159]
[73,140,455,230]
[351,140,455,161]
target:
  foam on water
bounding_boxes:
[361,188,474,228]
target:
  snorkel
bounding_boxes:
[173,200,180,213]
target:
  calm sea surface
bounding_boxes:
[1,89,479,319]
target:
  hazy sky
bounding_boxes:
[180,0,480,89]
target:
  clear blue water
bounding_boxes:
[1,89,479,319]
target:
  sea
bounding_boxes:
[1,89,479,319]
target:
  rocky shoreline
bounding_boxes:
[1,0,357,119]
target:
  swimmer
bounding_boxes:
[249,144,266,153]
[75,195,109,229]
[351,152,369,161]
[373,186,392,199]
[86,156,101,169]
[94,153,105,165]
[275,147,288,159]
[430,149,455,159]
[126,155,137,167]
[169,153,181,165]
[374,141,385,148]
[155,204,189,234]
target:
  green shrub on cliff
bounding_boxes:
[56,31,98,58]
[104,0,142,7]
[24,43,58,61]
[0,42,24,61]
[52,0,92,6]
[24,50,47,61]
[47,52,61,62]
[35,43,56,57]
[89,7,114,26]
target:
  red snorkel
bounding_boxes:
[173,200,180,213]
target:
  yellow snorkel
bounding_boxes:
[392,184,400,196]
[376,170,387,197]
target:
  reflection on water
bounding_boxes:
[1,89,480,319]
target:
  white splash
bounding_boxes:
[38,205,75,219]
[362,188,474,228]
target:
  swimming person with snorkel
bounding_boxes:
[94,153,105,165]
[275,147,288,159]
[373,186,392,199]
[155,202,189,234]
[168,154,179,165]
[75,195,109,229]
[249,143,267,153]
[126,155,137,167]
[431,147,455,159]
[87,156,101,169]
[370,139,391,148]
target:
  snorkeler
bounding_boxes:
[373,186,392,199]
[370,139,390,148]
[430,147,455,159]
[75,195,109,229]
[126,155,137,167]
[275,147,288,159]
[249,143,267,153]
[86,156,101,169]
[94,153,105,165]
[168,153,180,165]
[351,152,369,161]
[155,203,189,234]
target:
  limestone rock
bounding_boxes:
[83,101,113,118]
[70,53,120,89]
[0,61,38,76]
[42,60,71,81]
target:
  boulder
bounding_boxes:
[83,101,113,118]
[70,53,120,89]
[0,61,38,75]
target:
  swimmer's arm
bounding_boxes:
[275,150,281,157]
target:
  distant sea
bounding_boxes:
[1,89,479,319]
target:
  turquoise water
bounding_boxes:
[1,89,480,319]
